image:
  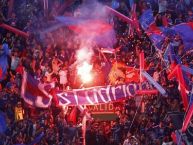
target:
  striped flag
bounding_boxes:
[21,71,53,108]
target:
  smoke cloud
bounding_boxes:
[73,0,116,62]
[72,0,116,85]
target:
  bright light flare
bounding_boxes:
[76,47,93,62]
[77,61,93,83]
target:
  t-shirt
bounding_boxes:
[59,70,67,85]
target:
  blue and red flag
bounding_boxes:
[0,43,9,81]
[140,10,193,51]
[139,9,154,31]
[164,43,181,64]
[139,9,165,50]
[148,33,165,50]
[21,71,53,108]
[171,22,193,51]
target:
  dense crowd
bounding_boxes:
[0,0,193,145]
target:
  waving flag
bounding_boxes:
[139,10,165,50]
[0,43,9,81]
[139,9,154,31]
[164,43,181,64]
[171,22,193,51]
[148,33,165,50]
[21,71,53,108]
[140,10,193,51]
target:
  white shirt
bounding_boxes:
[59,70,67,85]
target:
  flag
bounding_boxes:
[139,10,165,50]
[146,24,165,50]
[0,43,9,81]
[139,9,154,31]
[21,71,53,108]
[140,11,193,51]
[164,43,181,64]
[148,33,165,50]
[171,22,193,51]
[160,27,176,37]
[182,90,193,132]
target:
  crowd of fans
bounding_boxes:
[0,0,193,145]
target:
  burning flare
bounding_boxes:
[77,61,93,83]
